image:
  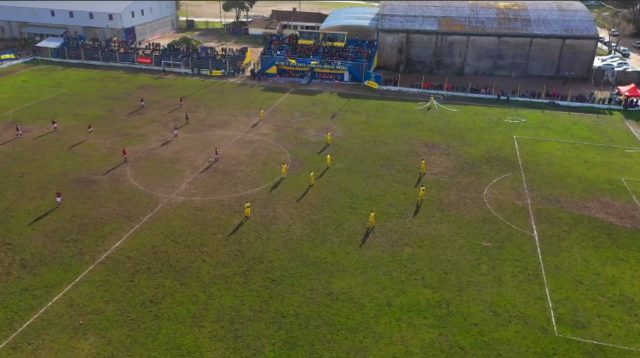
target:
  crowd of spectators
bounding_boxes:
[39,35,247,75]
[261,34,375,63]
[394,78,634,106]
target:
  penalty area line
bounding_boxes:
[515,137,640,352]
[514,135,640,151]
[621,178,640,209]
[624,120,640,142]
[559,334,640,352]
[0,89,293,351]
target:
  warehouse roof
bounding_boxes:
[378,1,598,38]
[320,7,379,31]
[271,10,327,24]
[0,1,134,13]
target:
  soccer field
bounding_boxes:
[1,63,639,356]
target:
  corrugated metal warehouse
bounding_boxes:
[376,1,598,78]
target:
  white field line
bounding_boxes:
[621,178,640,209]
[513,136,558,335]
[482,173,533,236]
[1,88,66,117]
[625,120,640,142]
[126,132,293,200]
[515,135,640,351]
[514,136,640,151]
[559,334,640,352]
[0,89,292,351]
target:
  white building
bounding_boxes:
[0,1,177,42]
[248,9,327,36]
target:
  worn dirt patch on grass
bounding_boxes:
[545,197,640,230]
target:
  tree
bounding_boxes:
[222,1,257,23]
[168,36,203,50]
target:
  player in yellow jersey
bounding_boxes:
[309,170,315,186]
[419,159,427,176]
[244,202,251,218]
[418,185,426,203]
[326,153,332,168]
[281,162,288,178]
[259,109,265,121]
[326,131,332,145]
[368,211,376,229]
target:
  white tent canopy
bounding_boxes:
[36,37,65,48]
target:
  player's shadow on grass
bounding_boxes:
[160,138,173,147]
[317,143,329,154]
[28,206,58,226]
[103,161,126,175]
[68,139,87,149]
[251,120,261,128]
[33,131,54,140]
[413,201,424,217]
[200,161,215,173]
[270,178,284,192]
[318,167,329,179]
[0,137,17,146]
[126,107,143,115]
[331,98,350,119]
[178,122,188,129]
[296,185,312,202]
[414,174,424,188]
[168,106,182,113]
[359,227,374,247]
[227,217,248,236]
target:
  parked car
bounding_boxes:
[633,40,640,48]
[619,48,631,58]
[598,54,622,61]
[610,28,620,36]
[598,63,615,70]
[599,36,605,42]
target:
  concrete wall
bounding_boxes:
[557,39,597,78]
[494,37,530,77]
[434,35,467,75]
[377,32,405,72]
[134,15,176,41]
[526,38,563,77]
[465,36,499,75]
[377,30,597,79]
[406,33,435,73]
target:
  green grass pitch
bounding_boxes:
[1,63,639,356]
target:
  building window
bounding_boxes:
[69,11,74,18]
[89,12,94,20]
[50,9,55,17]
[108,14,113,21]
[0,26,4,35]
[141,9,144,16]
[131,11,135,18]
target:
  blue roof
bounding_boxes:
[320,7,380,31]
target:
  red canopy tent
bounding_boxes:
[617,83,640,97]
